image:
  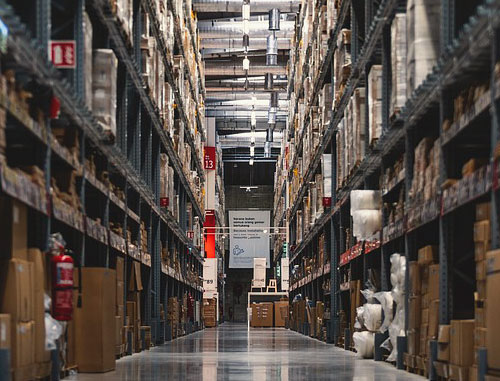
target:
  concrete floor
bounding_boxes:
[66,323,424,381]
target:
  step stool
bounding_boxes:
[266,279,277,292]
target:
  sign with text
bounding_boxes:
[229,210,270,269]
[204,146,216,170]
[281,257,289,291]
[253,258,266,288]
[203,258,217,292]
[49,40,76,68]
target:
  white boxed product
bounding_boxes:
[350,190,382,214]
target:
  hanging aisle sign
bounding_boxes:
[204,146,216,170]
[229,210,270,269]
[49,41,76,68]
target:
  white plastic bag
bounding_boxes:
[45,313,63,351]
[350,190,382,214]
[374,291,394,333]
[353,331,375,358]
[355,306,365,329]
[352,210,382,239]
[362,304,383,332]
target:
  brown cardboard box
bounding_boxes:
[485,374,500,381]
[429,264,440,301]
[115,316,122,346]
[115,256,124,282]
[13,321,34,368]
[486,249,500,370]
[469,366,478,381]
[429,300,440,339]
[116,280,124,307]
[421,308,429,325]
[449,364,469,381]
[408,328,420,355]
[74,268,116,373]
[409,261,421,296]
[462,158,487,177]
[477,260,487,281]
[418,245,437,265]
[409,296,421,329]
[474,221,491,243]
[475,242,490,262]
[0,314,10,349]
[477,280,486,300]
[475,327,487,348]
[0,259,34,322]
[0,198,28,260]
[274,301,288,327]
[438,325,450,362]
[476,203,491,221]
[421,266,430,294]
[450,320,475,366]
[128,262,143,291]
[475,308,485,328]
[27,248,50,366]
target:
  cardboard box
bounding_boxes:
[409,296,421,329]
[115,256,124,282]
[116,280,124,307]
[477,260,487,281]
[469,366,478,381]
[474,221,490,243]
[462,158,487,177]
[13,321,34,368]
[475,242,490,262]
[476,203,491,221]
[27,248,50,365]
[409,261,421,296]
[421,308,429,325]
[475,307,485,328]
[408,328,420,355]
[0,198,28,260]
[74,268,116,373]
[0,314,10,349]
[429,299,439,339]
[450,320,475,367]
[274,301,288,327]
[438,325,450,362]
[0,259,34,322]
[128,262,143,291]
[115,316,122,346]
[418,245,437,265]
[475,327,487,348]
[449,364,469,381]
[428,264,440,301]
[486,249,500,370]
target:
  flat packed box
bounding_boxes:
[487,249,500,371]
[0,198,28,260]
[450,320,475,367]
[0,259,34,322]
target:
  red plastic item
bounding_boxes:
[51,250,74,321]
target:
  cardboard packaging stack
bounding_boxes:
[368,65,382,146]
[251,303,274,328]
[127,262,143,352]
[74,268,116,373]
[406,0,440,96]
[333,29,351,106]
[448,320,475,380]
[486,248,500,373]
[115,257,125,357]
[92,49,117,141]
[407,245,439,364]
[202,298,216,328]
[390,13,407,117]
[274,301,289,328]
[409,137,440,206]
[168,297,180,336]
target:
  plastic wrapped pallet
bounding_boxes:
[391,13,407,116]
[352,210,382,240]
[83,11,93,111]
[353,331,375,358]
[406,0,440,96]
[350,190,382,213]
[92,49,117,140]
[368,65,382,145]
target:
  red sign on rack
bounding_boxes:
[49,41,76,68]
[323,197,332,207]
[187,231,194,240]
[204,146,216,170]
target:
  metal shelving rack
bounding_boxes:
[0,0,206,358]
[280,0,500,378]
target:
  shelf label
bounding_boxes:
[49,41,76,69]
[204,146,216,170]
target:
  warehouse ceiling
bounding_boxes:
[193,0,300,164]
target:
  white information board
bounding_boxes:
[253,258,267,288]
[203,258,217,292]
[229,210,270,268]
[281,257,289,291]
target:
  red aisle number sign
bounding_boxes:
[204,146,216,170]
[49,41,76,69]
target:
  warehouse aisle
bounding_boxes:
[66,324,423,381]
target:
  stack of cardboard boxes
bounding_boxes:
[202,298,216,328]
[115,257,125,357]
[407,245,439,370]
[250,303,274,328]
[486,248,500,377]
[126,262,143,353]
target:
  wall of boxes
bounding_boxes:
[0,0,209,378]
[276,0,500,379]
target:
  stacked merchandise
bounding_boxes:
[408,137,440,207]
[251,303,274,328]
[126,262,143,353]
[368,66,382,146]
[115,257,125,357]
[390,14,407,117]
[274,301,289,328]
[333,29,351,106]
[92,49,118,141]
[202,298,216,328]
[113,0,133,45]
[406,0,440,96]
[486,247,500,376]
[350,190,382,241]
[407,246,439,371]
[168,297,180,336]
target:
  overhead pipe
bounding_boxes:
[205,62,286,76]
[198,20,294,39]
[193,0,300,13]
[201,38,292,50]
[205,77,287,89]
[205,92,287,101]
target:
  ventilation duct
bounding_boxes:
[205,62,286,76]
[264,73,274,90]
[269,9,281,31]
[193,0,300,13]
[266,35,278,66]
[198,20,294,39]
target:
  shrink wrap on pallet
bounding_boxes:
[350,190,382,213]
[352,210,382,240]
[92,49,117,140]
[353,331,375,358]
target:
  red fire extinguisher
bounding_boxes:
[51,249,74,321]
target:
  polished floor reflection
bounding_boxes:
[66,323,424,381]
